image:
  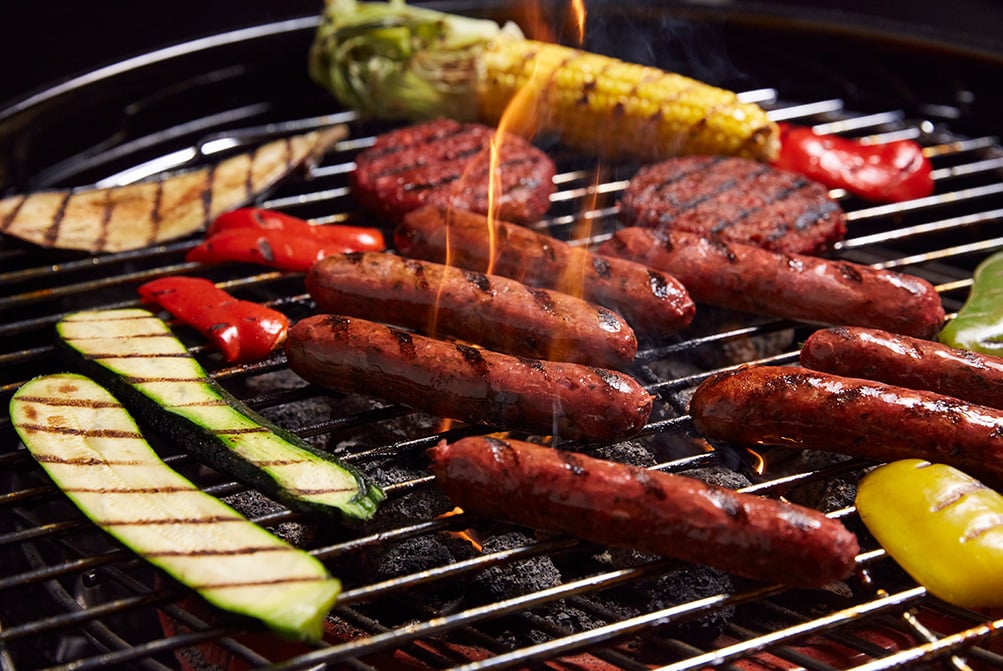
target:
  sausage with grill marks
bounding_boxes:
[598,227,945,339]
[394,205,695,337]
[429,436,859,588]
[800,326,1003,410]
[689,365,1003,487]
[285,315,653,443]
[307,252,637,369]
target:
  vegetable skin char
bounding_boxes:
[0,128,344,253]
[395,205,695,337]
[307,252,638,369]
[285,314,652,443]
[801,326,1003,410]
[430,436,859,588]
[690,365,1003,487]
[856,459,1003,608]
[599,227,946,339]
[308,0,779,162]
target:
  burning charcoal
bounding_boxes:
[588,548,735,646]
[645,566,735,645]
[680,464,753,491]
[364,457,457,532]
[473,532,562,599]
[239,368,337,450]
[781,450,859,512]
[221,489,314,547]
[685,306,796,369]
[369,535,458,580]
[587,440,656,467]
[368,484,457,533]
[360,532,478,616]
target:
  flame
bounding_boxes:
[745,447,766,476]
[437,506,483,552]
[571,0,587,45]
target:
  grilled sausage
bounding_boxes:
[429,436,859,588]
[598,227,945,339]
[285,315,653,442]
[689,365,1003,486]
[394,205,696,336]
[800,326,1003,410]
[306,252,637,369]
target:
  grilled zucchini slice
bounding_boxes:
[55,308,383,520]
[10,373,340,641]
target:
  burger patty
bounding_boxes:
[352,118,556,223]
[619,156,846,255]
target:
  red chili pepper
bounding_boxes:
[187,208,386,271]
[773,123,934,203]
[138,276,289,363]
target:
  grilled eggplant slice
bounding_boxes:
[0,126,345,253]
[55,308,384,520]
[10,373,340,641]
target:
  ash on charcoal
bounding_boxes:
[680,465,753,490]
[680,306,796,370]
[644,566,735,645]
[590,548,735,647]
[364,456,457,532]
[586,440,656,467]
[235,369,337,450]
[780,450,859,512]
[472,532,563,600]
[359,532,477,613]
[222,489,313,547]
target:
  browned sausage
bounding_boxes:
[394,205,695,337]
[285,315,653,443]
[597,227,946,339]
[429,436,859,588]
[801,326,1003,410]
[689,365,1003,486]
[306,252,637,370]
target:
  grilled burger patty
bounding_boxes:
[351,118,555,223]
[619,156,846,255]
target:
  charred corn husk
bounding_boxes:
[309,0,779,162]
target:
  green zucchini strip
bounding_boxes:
[56,308,383,520]
[10,373,340,641]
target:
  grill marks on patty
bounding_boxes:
[620,156,847,255]
[352,118,556,223]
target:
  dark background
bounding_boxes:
[3,0,1003,108]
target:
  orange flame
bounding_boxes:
[437,506,483,552]
[571,0,587,45]
[745,448,767,476]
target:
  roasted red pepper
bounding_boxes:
[138,276,289,363]
[773,123,934,203]
[187,207,386,271]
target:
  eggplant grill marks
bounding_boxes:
[619,155,847,255]
[0,128,342,253]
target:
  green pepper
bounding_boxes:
[856,459,1003,607]
[939,250,1003,355]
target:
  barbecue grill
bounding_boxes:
[4,1,1003,669]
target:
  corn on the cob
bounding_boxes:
[309,0,779,162]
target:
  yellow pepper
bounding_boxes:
[856,459,1003,607]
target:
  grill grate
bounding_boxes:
[3,4,1003,670]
